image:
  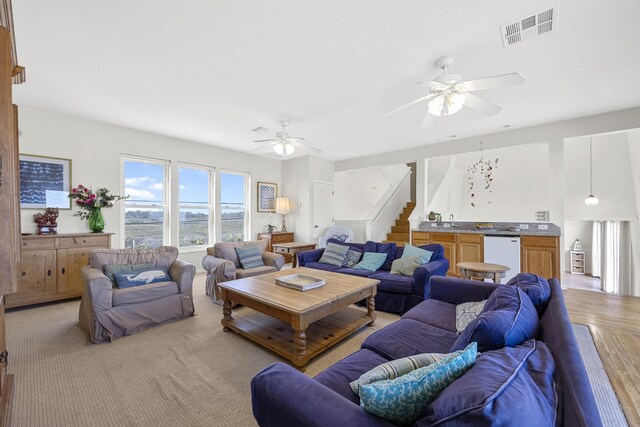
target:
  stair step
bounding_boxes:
[395,219,410,227]
[392,225,410,233]
[399,213,411,220]
[386,232,410,242]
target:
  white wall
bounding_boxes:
[426,144,551,222]
[334,164,410,220]
[281,155,334,243]
[17,106,281,267]
[564,133,637,220]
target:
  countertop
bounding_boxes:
[415,221,561,237]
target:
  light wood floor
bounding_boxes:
[565,288,640,426]
[563,272,602,292]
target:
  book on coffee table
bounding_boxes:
[275,273,326,291]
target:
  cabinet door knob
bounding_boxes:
[61,267,65,275]
[47,269,52,276]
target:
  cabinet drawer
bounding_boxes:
[21,237,55,250]
[59,235,110,248]
[274,246,290,254]
[429,232,456,243]
[271,234,293,244]
[572,253,585,260]
[458,233,483,244]
[521,236,558,248]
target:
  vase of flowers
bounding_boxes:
[69,185,128,233]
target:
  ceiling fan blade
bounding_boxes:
[420,112,436,129]
[253,138,278,143]
[463,93,502,116]
[383,93,437,118]
[291,139,322,155]
[459,73,524,92]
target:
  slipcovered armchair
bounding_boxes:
[202,240,285,303]
[79,246,195,344]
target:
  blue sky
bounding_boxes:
[124,160,245,205]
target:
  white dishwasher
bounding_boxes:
[483,236,521,284]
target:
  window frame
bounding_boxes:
[121,155,171,249]
[177,162,215,252]
[219,169,251,243]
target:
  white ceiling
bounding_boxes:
[12,0,640,161]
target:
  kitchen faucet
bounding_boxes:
[450,214,455,227]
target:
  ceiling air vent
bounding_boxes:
[500,6,557,47]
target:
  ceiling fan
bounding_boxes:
[384,55,524,129]
[250,121,321,157]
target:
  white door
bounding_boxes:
[312,181,334,241]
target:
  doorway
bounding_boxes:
[312,180,334,241]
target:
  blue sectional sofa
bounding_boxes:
[251,276,602,426]
[297,239,449,315]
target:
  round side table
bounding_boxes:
[457,262,510,284]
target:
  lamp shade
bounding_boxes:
[275,197,290,214]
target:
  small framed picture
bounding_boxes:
[257,181,278,212]
[19,154,72,209]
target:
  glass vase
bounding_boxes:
[88,207,105,233]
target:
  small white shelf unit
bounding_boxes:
[570,251,586,275]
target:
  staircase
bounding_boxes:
[384,202,415,246]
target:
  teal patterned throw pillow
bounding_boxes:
[319,242,350,267]
[354,252,388,272]
[235,245,265,269]
[401,244,433,263]
[359,342,478,426]
[350,351,447,395]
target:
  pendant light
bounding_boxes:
[584,137,599,206]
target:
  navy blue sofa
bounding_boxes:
[297,239,449,315]
[252,276,602,426]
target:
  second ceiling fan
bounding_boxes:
[384,55,524,129]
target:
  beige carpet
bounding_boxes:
[6,273,399,427]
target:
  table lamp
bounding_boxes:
[275,197,290,232]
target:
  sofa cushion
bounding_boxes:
[335,267,376,278]
[113,268,172,289]
[369,272,413,294]
[420,340,557,426]
[354,252,388,272]
[390,255,424,276]
[359,343,478,427]
[401,244,433,263]
[235,244,265,269]
[306,262,341,272]
[350,351,448,395]
[363,241,397,271]
[451,285,539,352]
[363,318,458,360]
[402,299,457,332]
[103,262,155,284]
[341,249,363,268]
[319,242,351,267]
[211,240,268,268]
[112,281,179,306]
[455,299,487,332]
[327,238,365,252]
[90,246,178,272]
[314,348,390,404]
[506,273,552,314]
[236,265,277,279]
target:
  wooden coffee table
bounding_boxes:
[218,267,378,371]
[457,261,510,283]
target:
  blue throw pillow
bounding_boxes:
[235,244,265,269]
[319,242,351,267]
[354,252,388,272]
[104,262,156,284]
[451,285,539,352]
[113,268,171,288]
[401,244,433,263]
[359,342,478,426]
[506,273,552,314]
[423,340,557,426]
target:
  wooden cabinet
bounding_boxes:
[257,232,294,263]
[411,231,430,247]
[457,234,484,265]
[412,231,483,277]
[6,233,112,308]
[428,233,457,277]
[520,236,560,280]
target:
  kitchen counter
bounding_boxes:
[416,221,561,237]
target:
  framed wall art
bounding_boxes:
[257,181,277,212]
[19,154,72,209]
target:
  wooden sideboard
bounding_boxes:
[411,230,560,279]
[257,232,294,263]
[6,233,113,308]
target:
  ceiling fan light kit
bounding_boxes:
[384,55,524,129]
[250,121,321,157]
[584,137,599,206]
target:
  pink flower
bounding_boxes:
[89,194,96,199]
